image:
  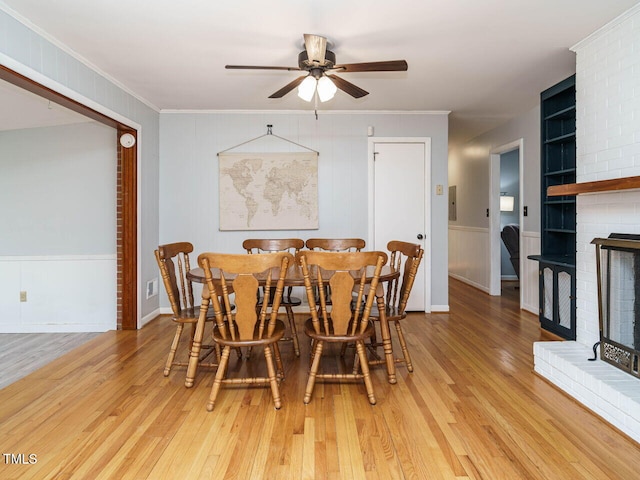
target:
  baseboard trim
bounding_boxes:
[449,273,490,294]
[430,304,450,312]
[501,275,518,281]
[140,308,162,328]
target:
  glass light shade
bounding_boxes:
[297,76,317,102]
[500,195,515,212]
[317,76,337,102]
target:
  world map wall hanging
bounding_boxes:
[218,151,318,231]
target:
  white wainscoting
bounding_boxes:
[448,226,491,292]
[521,230,540,315]
[448,226,539,313]
[0,255,117,332]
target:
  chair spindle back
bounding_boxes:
[299,251,387,336]
[305,238,366,252]
[386,240,424,315]
[155,242,195,316]
[198,252,293,342]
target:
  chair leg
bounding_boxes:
[164,323,184,376]
[394,320,413,372]
[207,345,230,412]
[308,338,318,364]
[304,340,324,404]
[264,345,282,410]
[355,341,376,405]
[370,327,378,350]
[352,346,360,375]
[285,306,300,357]
[273,341,285,380]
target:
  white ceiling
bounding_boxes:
[1,0,638,144]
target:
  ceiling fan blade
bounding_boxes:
[327,75,368,99]
[268,75,308,98]
[226,65,301,71]
[333,60,408,73]
[303,34,327,65]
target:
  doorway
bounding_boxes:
[0,64,139,329]
[499,149,520,287]
[489,139,524,302]
[367,137,431,311]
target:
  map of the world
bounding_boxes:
[219,152,319,230]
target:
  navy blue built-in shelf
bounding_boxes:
[533,74,577,341]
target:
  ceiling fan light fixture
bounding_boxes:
[317,75,337,102]
[298,76,317,101]
[228,34,407,101]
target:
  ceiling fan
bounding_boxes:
[225,34,408,102]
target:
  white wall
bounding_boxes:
[0,122,117,331]
[448,105,542,312]
[0,7,161,323]
[159,111,450,311]
[0,122,116,254]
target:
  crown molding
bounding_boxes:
[571,3,640,52]
[0,3,160,113]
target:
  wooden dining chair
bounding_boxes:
[298,250,387,405]
[305,238,366,305]
[155,242,219,376]
[305,238,366,252]
[198,251,293,411]
[243,238,304,356]
[368,240,424,372]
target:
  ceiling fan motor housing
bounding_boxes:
[298,50,336,70]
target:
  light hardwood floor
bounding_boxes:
[0,332,100,390]
[1,279,638,479]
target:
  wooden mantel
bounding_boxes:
[547,175,640,196]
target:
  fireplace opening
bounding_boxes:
[592,233,640,378]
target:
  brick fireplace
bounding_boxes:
[534,191,640,444]
[533,5,640,444]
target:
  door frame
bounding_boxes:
[367,137,431,312]
[0,60,141,329]
[489,139,524,301]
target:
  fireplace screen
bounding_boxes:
[592,234,640,377]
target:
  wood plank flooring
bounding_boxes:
[0,279,638,479]
[0,332,101,390]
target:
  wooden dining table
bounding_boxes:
[184,262,400,387]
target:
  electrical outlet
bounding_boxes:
[436,184,443,195]
[20,291,27,302]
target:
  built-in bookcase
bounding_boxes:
[541,75,576,261]
[529,74,577,340]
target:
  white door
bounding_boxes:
[370,140,430,311]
